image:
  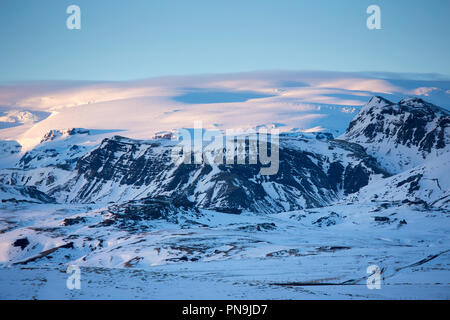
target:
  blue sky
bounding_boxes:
[0,0,449,81]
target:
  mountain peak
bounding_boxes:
[40,128,90,143]
[398,97,426,105]
[366,96,394,108]
[342,96,450,173]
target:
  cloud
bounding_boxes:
[316,78,402,94]
[411,87,440,97]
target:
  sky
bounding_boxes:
[0,0,449,81]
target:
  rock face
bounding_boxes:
[47,134,387,213]
[0,132,388,213]
[341,96,450,173]
[105,195,200,230]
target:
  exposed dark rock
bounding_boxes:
[0,185,56,204]
[313,212,343,227]
[238,222,277,232]
[63,216,88,226]
[13,238,29,250]
[104,195,199,230]
[374,216,390,223]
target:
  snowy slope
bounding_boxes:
[345,155,450,209]
[0,184,55,204]
[0,200,448,299]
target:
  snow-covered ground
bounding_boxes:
[0,201,448,299]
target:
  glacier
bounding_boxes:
[0,72,449,299]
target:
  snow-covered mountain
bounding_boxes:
[0,93,449,299]
[17,128,108,170]
[0,95,448,212]
[337,96,450,209]
[341,96,449,173]
[0,131,389,213]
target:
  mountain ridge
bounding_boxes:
[0,96,448,212]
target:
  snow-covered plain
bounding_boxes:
[0,201,449,299]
